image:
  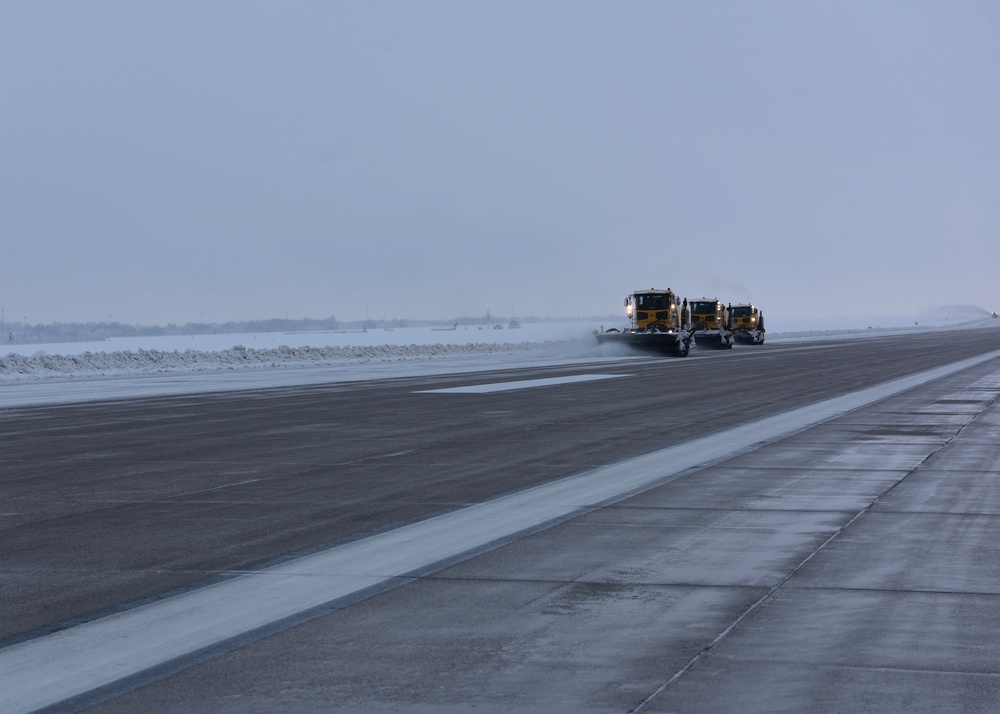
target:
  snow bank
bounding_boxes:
[0,341,555,382]
[0,321,599,384]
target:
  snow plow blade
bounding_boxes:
[733,329,765,345]
[693,331,734,349]
[594,329,692,357]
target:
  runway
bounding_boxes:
[2,326,999,712]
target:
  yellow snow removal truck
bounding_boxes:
[728,303,765,344]
[594,288,694,356]
[689,298,734,349]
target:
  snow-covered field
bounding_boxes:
[0,321,594,382]
[2,313,997,409]
[0,321,610,407]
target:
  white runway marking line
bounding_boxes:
[416,373,629,394]
[2,350,999,714]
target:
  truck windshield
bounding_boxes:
[689,302,716,314]
[730,306,753,317]
[635,294,671,310]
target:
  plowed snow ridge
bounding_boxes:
[0,341,553,381]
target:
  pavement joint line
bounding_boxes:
[2,349,1000,714]
[630,498,877,714]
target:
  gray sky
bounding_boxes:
[2,1,998,325]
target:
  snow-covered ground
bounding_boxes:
[0,321,593,382]
[2,312,997,409]
[1,320,588,358]
[0,321,613,407]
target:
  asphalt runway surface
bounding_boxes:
[3,326,1000,712]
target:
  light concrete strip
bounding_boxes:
[3,349,999,714]
[415,373,628,393]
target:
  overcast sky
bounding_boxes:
[2,1,998,326]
